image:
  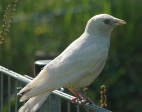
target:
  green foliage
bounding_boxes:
[0,0,142,111]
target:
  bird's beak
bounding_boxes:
[113,18,126,25]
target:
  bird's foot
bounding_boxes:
[71,97,86,104]
[77,99,95,105]
[71,97,80,103]
[71,97,95,105]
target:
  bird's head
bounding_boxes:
[85,14,126,35]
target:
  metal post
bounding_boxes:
[35,60,61,112]
[8,76,11,112]
[34,60,51,77]
[15,79,18,112]
[77,104,80,112]
[38,94,61,112]
[67,101,71,112]
[0,73,3,112]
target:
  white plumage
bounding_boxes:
[18,14,126,112]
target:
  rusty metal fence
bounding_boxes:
[0,64,111,112]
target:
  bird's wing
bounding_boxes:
[18,36,108,101]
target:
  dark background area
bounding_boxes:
[0,0,142,112]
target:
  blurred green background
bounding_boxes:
[0,0,142,112]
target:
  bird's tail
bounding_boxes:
[18,92,51,112]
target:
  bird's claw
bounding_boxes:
[71,97,95,105]
[71,97,80,103]
[71,97,86,103]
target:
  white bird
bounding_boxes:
[18,14,126,112]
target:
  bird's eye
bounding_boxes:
[104,19,110,24]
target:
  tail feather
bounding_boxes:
[18,70,48,95]
[18,92,51,112]
[20,88,54,102]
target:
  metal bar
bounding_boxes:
[0,65,112,112]
[38,94,61,112]
[67,101,70,112]
[15,79,18,112]
[24,75,34,80]
[8,76,11,112]
[84,104,111,112]
[52,90,111,112]
[0,66,31,83]
[52,90,75,100]
[51,94,61,112]
[0,73,3,112]
[77,104,80,112]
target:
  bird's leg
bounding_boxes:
[68,87,95,105]
[68,87,83,103]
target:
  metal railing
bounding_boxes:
[0,63,111,112]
